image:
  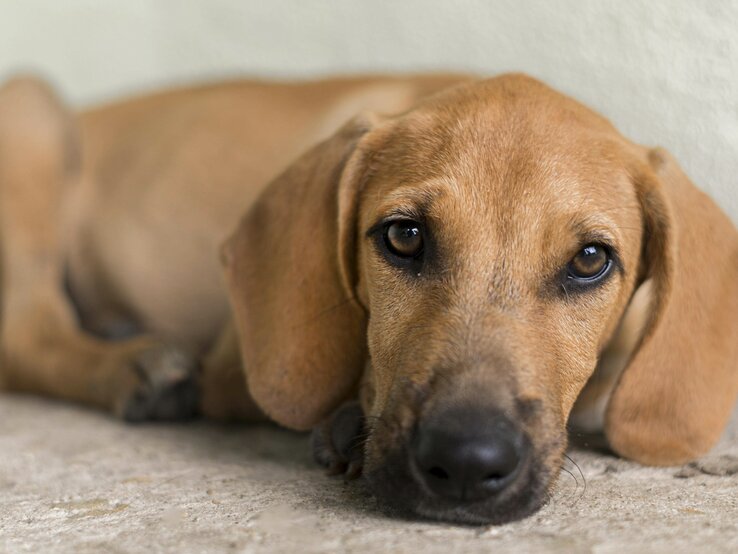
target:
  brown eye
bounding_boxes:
[567,244,610,280]
[384,220,423,258]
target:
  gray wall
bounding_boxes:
[1,0,736,221]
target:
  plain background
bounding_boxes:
[1,0,736,222]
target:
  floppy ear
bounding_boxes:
[605,147,738,465]
[221,115,378,430]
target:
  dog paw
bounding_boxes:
[116,346,199,422]
[311,401,365,480]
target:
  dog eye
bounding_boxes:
[384,220,423,258]
[567,244,610,280]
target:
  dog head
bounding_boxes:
[222,74,738,524]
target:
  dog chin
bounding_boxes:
[364,447,550,525]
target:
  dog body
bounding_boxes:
[0,74,463,420]
[1,73,737,524]
[69,76,465,351]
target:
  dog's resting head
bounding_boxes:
[222,74,738,524]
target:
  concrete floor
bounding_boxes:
[1,395,736,554]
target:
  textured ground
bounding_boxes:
[1,395,736,553]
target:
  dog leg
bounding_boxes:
[0,76,197,421]
[200,321,266,421]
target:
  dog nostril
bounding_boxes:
[413,412,529,502]
[428,466,449,480]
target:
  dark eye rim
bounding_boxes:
[383,220,424,259]
[565,243,614,284]
[368,217,426,270]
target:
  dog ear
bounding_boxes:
[605,147,738,465]
[221,115,380,430]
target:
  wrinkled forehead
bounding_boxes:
[361,86,639,253]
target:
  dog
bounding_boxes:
[0,73,736,525]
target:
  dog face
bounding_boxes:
[351,83,643,522]
[223,75,738,524]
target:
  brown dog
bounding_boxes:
[0,73,736,524]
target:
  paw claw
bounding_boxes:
[344,460,363,481]
[327,462,347,476]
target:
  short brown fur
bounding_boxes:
[1,73,736,523]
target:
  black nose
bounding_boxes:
[412,410,528,502]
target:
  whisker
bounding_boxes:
[563,452,587,506]
[363,414,394,434]
[556,465,580,506]
[560,283,571,302]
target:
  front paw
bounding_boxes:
[311,401,365,480]
[115,345,199,422]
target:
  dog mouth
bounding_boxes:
[364,437,551,525]
[312,401,559,525]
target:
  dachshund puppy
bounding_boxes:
[1,73,736,524]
